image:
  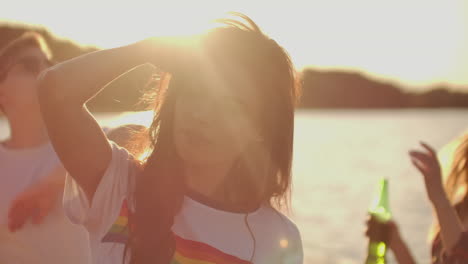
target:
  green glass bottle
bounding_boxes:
[365,178,392,264]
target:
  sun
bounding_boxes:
[3,0,468,88]
[75,2,230,48]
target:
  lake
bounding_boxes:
[1,109,467,264]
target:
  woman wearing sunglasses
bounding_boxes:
[0,32,90,264]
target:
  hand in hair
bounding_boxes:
[139,35,198,73]
[37,37,190,205]
[8,166,65,232]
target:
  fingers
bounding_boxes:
[420,142,437,157]
[32,210,46,225]
[9,201,49,230]
[8,198,33,232]
[32,201,53,225]
[409,151,433,165]
[409,142,439,166]
[410,156,429,175]
[364,215,396,243]
[409,146,440,176]
[364,218,371,238]
[364,216,378,238]
[7,189,54,231]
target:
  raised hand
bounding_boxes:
[410,141,465,252]
[409,142,445,203]
[138,35,199,74]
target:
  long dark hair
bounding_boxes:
[126,13,300,264]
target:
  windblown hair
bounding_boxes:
[126,13,301,264]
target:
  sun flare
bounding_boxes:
[2,0,468,88]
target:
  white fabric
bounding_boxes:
[0,142,90,264]
[64,142,303,264]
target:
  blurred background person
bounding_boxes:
[0,32,90,264]
[9,122,148,264]
[366,138,468,264]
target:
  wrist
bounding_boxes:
[133,37,171,69]
[389,230,404,251]
[431,193,451,211]
[119,40,154,69]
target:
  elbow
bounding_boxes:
[38,68,64,108]
[38,68,82,112]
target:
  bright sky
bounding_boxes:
[2,0,468,91]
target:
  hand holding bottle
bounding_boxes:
[365,217,397,248]
[365,217,416,264]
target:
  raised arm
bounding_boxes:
[410,142,464,251]
[37,41,152,201]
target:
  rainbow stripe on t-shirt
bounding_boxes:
[172,235,251,264]
[101,199,129,244]
[101,200,252,264]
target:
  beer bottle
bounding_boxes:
[365,178,391,264]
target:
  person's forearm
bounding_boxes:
[391,233,416,264]
[432,194,464,251]
[38,41,148,107]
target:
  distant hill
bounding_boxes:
[1,23,467,111]
[0,23,97,62]
[301,69,468,108]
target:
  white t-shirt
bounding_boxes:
[0,142,90,264]
[64,142,303,264]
